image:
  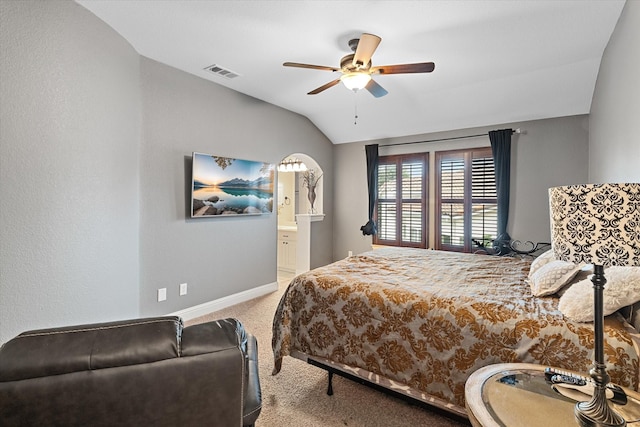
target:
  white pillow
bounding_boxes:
[556,265,593,297]
[528,250,555,279]
[528,260,581,296]
[558,267,640,322]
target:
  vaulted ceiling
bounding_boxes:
[76,1,625,144]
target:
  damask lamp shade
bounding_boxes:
[549,183,640,427]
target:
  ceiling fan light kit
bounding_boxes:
[284,32,435,98]
[340,72,371,91]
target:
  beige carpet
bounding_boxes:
[186,275,470,427]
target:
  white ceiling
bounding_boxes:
[76,0,625,145]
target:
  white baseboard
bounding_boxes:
[170,281,278,322]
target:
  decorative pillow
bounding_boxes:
[556,265,593,298]
[528,260,581,297]
[528,250,555,279]
[630,301,640,331]
[558,267,640,323]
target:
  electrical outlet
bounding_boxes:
[179,283,187,296]
[157,288,167,302]
[348,250,353,257]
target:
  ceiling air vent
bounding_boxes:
[204,64,240,79]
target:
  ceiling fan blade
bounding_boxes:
[283,62,339,72]
[365,79,388,98]
[371,62,435,75]
[353,33,381,68]
[308,78,341,95]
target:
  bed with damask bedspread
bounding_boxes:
[271,247,640,418]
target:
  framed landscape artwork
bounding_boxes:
[191,152,275,217]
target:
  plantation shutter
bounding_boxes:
[377,163,397,242]
[374,154,427,247]
[437,148,497,252]
[471,155,497,247]
[439,157,465,247]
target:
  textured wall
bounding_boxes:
[0,0,141,343]
[589,0,640,182]
[0,1,335,341]
[138,57,334,316]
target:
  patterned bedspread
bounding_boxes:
[272,247,640,410]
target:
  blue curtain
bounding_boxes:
[488,129,512,254]
[360,144,379,235]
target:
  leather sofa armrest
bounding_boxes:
[243,334,262,426]
[181,318,247,356]
[0,316,182,382]
[180,318,262,426]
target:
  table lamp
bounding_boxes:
[549,183,640,427]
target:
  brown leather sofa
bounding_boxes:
[0,316,261,426]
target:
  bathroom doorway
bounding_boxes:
[276,153,323,281]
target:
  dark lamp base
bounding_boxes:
[574,265,627,427]
[575,391,626,427]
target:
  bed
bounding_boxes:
[272,247,640,418]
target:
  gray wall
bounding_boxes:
[0,0,141,343]
[333,115,589,258]
[139,57,333,315]
[589,0,640,182]
[0,0,334,343]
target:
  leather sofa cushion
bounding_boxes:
[0,316,182,382]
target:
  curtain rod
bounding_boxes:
[380,128,521,147]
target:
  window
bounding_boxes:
[436,148,497,252]
[374,154,428,248]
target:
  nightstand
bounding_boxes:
[465,363,640,427]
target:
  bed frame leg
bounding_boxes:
[327,371,334,396]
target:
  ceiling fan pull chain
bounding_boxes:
[354,90,359,125]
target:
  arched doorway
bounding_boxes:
[276,153,324,280]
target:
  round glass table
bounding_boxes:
[465,363,640,427]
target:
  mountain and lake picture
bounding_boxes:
[191,152,274,217]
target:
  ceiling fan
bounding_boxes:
[283,33,435,98]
